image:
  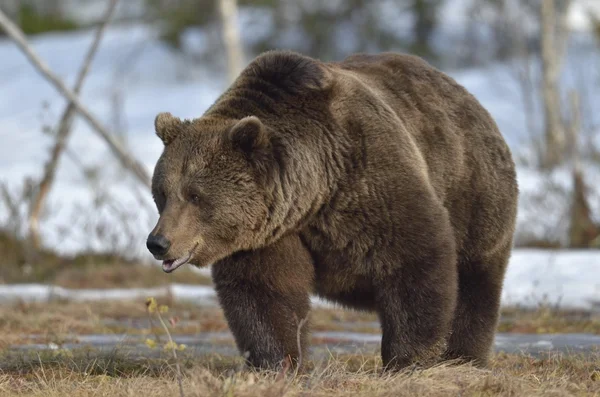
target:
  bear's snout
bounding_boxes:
[146,233,171,257]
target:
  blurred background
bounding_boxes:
[0,0,599,307]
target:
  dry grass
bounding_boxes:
[499,306,600,334]
[2,300,600,349]
[0,350,599,396]
[1,300,600,396]
[0,230,213,287]
[0,300,229,348]
[51,264,212,289]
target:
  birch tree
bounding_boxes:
[217,0,243,84]
[540,0,571,168]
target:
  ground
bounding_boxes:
[2,300,600,347]
[2,299,600,396]
[0,348,599,396]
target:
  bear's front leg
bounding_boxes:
[212,234,314,369]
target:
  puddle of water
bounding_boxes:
[11,332,238,358]
[102,318,201,330]
[313,331,381,343]
[494,333,600,354]
[11,332,600,359]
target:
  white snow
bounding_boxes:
[502,250,600,308]
[0,22,599,308]
[0,283,217,304]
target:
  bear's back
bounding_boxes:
[328,52,517,255]
[332,52,514,186]
[331,52,504,158]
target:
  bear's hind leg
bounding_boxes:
[375,243,457,371]
[212,234,314,369]
[442,247,510,366]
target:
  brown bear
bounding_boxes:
[146,50,519,370]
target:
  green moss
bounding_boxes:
[17,4,78,36]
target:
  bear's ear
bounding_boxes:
[155,112,182,145]
[227,116,269,154]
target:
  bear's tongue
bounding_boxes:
[162,259,176,272]
[162,255,190,273]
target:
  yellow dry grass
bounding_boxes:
[1,300,599,349]
[0,352,599,396]
[0,300,229,348]
[1,300,600,396]
[52,264,212,288]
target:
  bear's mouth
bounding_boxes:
[162,253,192,273]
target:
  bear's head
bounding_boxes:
[147,112,274,272]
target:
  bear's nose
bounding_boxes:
[146,233,171,257]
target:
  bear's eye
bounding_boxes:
[189,193,203,205]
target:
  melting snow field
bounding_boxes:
[0,25,599,308]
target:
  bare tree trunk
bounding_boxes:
[217,0,243,84]
[593,14,600,44]
[539,0,570,168]
[0,7,151,188]
[511,2,538,151]
[569,170,598,248]
[28,0,120,249]
[567,91,599,248]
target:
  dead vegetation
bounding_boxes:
[0,300,228,349]
[51,264,212,289]
[0,349,598,396]
[0,229,211,287]
[0,300,599,396]
[0,299,599,351]
[499,306,600,335]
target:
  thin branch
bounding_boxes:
[0,7,151,189]
[0,183,21,235]
[155,311,185,397]
[568,90,581,172]
[295,313,309,370]
[28,0,120,248]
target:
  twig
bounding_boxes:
[568,90,581,172]
[28,0,120,248]
[156,312,185,397]
[0,8,151,189]
[146,299,185,397]
[295,314,309,371]
[0,183,20,234]
[147,311,162,344]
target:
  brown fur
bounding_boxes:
[148,50,519,370]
